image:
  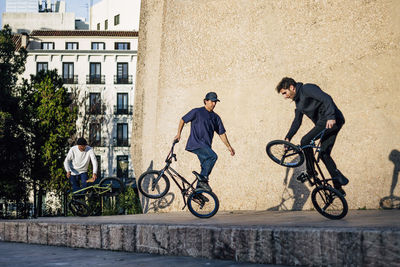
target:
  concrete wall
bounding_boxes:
[132,0,400,212]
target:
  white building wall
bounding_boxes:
[6,0,38,12]
[90,0,141,31]
[24,33,138,180]
[3,12,75,33]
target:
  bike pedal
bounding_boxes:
[296,172,308,183]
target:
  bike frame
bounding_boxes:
[298,129,332,187]
[71,183,113,198]
[153,141,199,210]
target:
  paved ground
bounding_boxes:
[0,242,285,267]
[16,209,400,229]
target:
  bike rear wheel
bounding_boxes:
[137,170,170,199]
[311,186,348,220]
[187,189,219,218]
[266,140,304,167]
[68,199,90,217]
[99,177,125,197]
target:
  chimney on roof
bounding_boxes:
[21,33,29,48]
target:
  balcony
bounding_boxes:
[114,75,133,84]
[63,75,78,84]
[87,104,106,115]
[86,75,105,84]
[115,139,130,147]
[113,105,133,115]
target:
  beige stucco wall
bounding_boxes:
[132,0,400,212]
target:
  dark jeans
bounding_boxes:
[191,147,218,179]
[69,172,89,192]
[301,122,344,188]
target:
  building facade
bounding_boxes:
[24,30,138,184]
[2,0,88,33]
[90,0,141,31]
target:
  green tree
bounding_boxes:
[19,70,77,216]
[0,25,29,217]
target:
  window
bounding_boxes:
[89,63,102,84]
[117,93,128,114]
[117,123,128,146]
[89,93,101,114]
[36,62,48,73]
[114,14,120,26]
[97,23,100,30]
[89,123,101,146]
[105,19,108,30]
[117,156,128,179]
[116,62,129,83]
[62,63,75,84]
[65,42,78,50]
[91,42,105,50]
[115,42,130,50]
[41,42,54,49]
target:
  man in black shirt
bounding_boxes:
[276,77,348,195]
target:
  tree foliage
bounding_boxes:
[0,25,28,203]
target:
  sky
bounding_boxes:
[0,0,102,25]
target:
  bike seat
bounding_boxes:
[333,175,349,185]
[192,171,208,182]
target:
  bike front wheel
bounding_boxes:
[137,170,170,199]
[68,199,90,217]
[99,177,125,197]
[187,189,219,218]
[266,140,304,168]
[311,186,348,220]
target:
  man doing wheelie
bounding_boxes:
[276,77,349,195]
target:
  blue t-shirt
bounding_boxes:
[182,107,226,151]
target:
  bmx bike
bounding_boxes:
[137,140,219,218]
[68,177,124,217]
[266,129,348,220]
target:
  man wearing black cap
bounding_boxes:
[174,92,235,191]
[64,137,98,192]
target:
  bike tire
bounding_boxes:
[311,186,348,220]
[266,140,305,168]
[137,170,170,199]
[187,189,219,218]
[68,199,90,217]
[99,177,125,197]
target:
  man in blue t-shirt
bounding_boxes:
[174,92,235,191]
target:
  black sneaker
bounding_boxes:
[197,181,212,192]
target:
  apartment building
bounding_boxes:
[90,0,141,31]
[23,30,138,182]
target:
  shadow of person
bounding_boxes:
[267,157,310,211]
[379,149,400,209]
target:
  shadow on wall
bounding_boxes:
[268,157,310,211]
[379,149,400,209]
[140,161,175,213]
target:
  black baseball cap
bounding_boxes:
[204,92,220,102]
[77,137,87,146]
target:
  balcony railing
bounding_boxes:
[87,104,105,115]
[86,75,105,84]
[62,75,78,84]
[113,105,133,115]
[114,75,133,84]
[115,139,130,147]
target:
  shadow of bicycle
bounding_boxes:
[139,161,176,213]
[379,149,400,209]
[268,157,310,211]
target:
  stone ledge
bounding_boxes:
[0,220,399,266]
